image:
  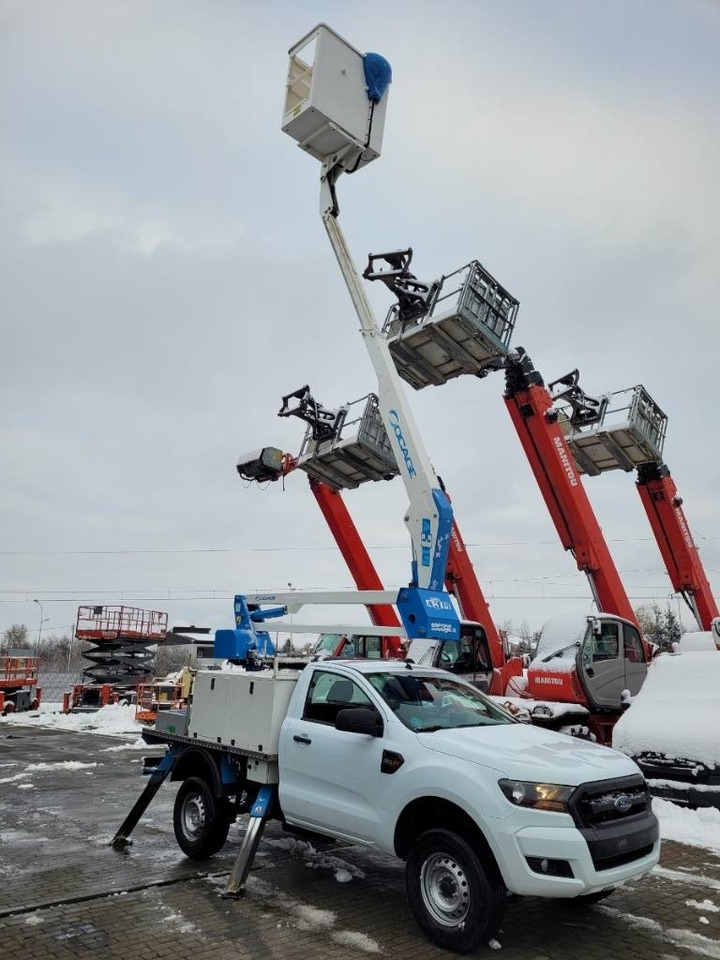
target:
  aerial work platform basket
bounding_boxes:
[66,606,169,706]
[558,385,667,475]
[75,605,168,641]
[295,393,398,491]
[282,23,388,170]
[381,261,518,390]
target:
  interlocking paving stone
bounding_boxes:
[1,725,719,957]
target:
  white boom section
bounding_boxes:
[320,177,449,591]
[259,622,407,637]
[245,589,397,613]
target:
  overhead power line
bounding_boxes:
[2,534,719,556]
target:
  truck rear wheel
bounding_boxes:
[173,777,231,860]
[406,828,505,952]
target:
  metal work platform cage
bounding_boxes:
[75,606,169,642]
[558,385,667,475]
[295,394,399,491]
[1,650,39,689]
[382,261,518,390]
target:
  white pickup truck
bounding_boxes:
[116,658,660,952]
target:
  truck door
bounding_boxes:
[279,670,387,843]
[621,622,647,696]
[437,624,493,692]
[579,620,626,709]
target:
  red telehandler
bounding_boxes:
[553,376,719,634]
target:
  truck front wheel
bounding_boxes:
[173,777,231,860]
[406,828,505,952]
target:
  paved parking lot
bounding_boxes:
[2,725,720,959]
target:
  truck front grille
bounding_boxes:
[569,774,658,871]
[570,774,650,828]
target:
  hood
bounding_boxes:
[419,723,640,785]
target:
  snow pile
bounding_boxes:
[244,875,380,952]
[686,900,720,914]
[331,931,380,954]
[0,703,141,736]
[27,760,98,772]
[263,837,366,880]
[675,631,717,652]
[612,652,720,768]
[0,759,99,786]
[654,798,720,855]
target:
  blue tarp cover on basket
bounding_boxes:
[363,53,392,102]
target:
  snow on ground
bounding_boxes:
[599,905,720,960]
[613,652,720,768]
[0,760,99,785]
[263,836,366,881]
[330,931,381,954]
[0,703,143,737]
[654,799,720,856]
[687,900,720,914]
[239,875,381,952]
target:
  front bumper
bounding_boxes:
[490,809,659,898]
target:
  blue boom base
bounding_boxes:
[396,587,460,641]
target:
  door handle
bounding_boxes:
[586,667,595,677]
[293,734,312,745]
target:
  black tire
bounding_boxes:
[173,777,231,860]
[406,828,505,952]
[571,888,615,906]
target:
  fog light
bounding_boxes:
[526,856,574,878]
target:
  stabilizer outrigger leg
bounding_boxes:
[110,750,178,849]
[224,785,276,897]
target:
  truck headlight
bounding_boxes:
[499,779,574,812]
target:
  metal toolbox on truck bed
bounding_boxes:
[188,669,299,754]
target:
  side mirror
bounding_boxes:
[335,706,383,737]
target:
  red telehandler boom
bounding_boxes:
[553,376,719,632]
[503,350,639,627]
[636,461,719,631]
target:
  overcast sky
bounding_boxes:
[3,0,719,645]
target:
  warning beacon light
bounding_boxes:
[282,23,391,172]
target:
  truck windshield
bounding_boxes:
[366,672,516,732]
[314,634,342,656]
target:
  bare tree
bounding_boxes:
[1,623,29,652]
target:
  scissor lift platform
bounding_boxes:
[559,385,667,475]
[382,261,518,390]
[295,394,398,491]
[0,650,41,714]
